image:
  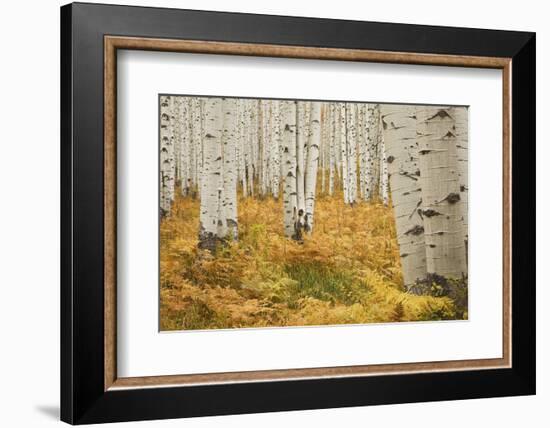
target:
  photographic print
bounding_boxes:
[159,96,468,331]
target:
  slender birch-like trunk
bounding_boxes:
[329,103,336,195]
[159,95,172,217]
[270,100,281,199]
[191,97,203,197]
[179,98,192,196]
[339,103,348,202]
[346,103,358,204]
[379,121,389,205]
[320,103,327,195]
[452,106,469,262]
[357,104,367,200]
[304,102,321,232]
[198,98,224,251]
[260,100,270,197]
[282,101,298,238]
[241,100,250,197]
[222,98,239,240]
[417,106,467,279]
[296,101,308,229]
[381,104,427,288]
[365,104,380,200]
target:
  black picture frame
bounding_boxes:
[61,2,535,424]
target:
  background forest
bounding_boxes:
[159,95,468,331]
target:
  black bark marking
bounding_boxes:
[404,225,424,236]
[427,110,452,121]
[420,209,442,218]
[436,192,461,204]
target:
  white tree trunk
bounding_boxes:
[379,127,389,205]
[346,103,358,204]
[339,103,348,202]
[270,100,281,199]
[329,103,336,195]
[160,95,176,216]
[417,106,467,279]
[179,97,192,196]
[282,101,298,238]
[222,98,239,240]
[365,104,380,200]
[191,97,203,197]
[381,104,427,288]
[357,104,367,200]
[198,98,224,251]
[296,101,308,228]
[452,106,469,262]
[304,102,321,232]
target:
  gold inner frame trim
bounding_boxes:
[104,35,512,391]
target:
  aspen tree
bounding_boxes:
[364,104,380,200]
[179,97,192,196]
[159,95,172,216]
[357,104,367,200]
[282,101,298,239]
[452,106,469,260]
[191,97,203,196]
[270,100,282,199]
[296,101,308,229]
[198,98,224,251]
[304,102,321,232]
[379,113,389,206]
[329,103,336,195]
[222,98,239,239]
[417,106,467,279]
[346,103,358,204]
[260,100,271,197]
[381,104,427,288]
[241,100,250,197]
[320,103,327,195]
[339,103,349,202]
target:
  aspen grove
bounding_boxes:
[160,95,469,330]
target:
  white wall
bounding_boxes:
[0,1,545,427]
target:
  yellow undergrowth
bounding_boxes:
[160,191,458,331]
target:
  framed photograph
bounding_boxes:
[61,2,535,424]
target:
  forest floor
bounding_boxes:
[160,191,466,331]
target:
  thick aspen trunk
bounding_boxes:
[452,106,469,262]
[304,102,321,232]
[282,101,298,239]
[417,106,467,279]
[222,98,239,240]
[381,104,427,288]
[198,98,224,251]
